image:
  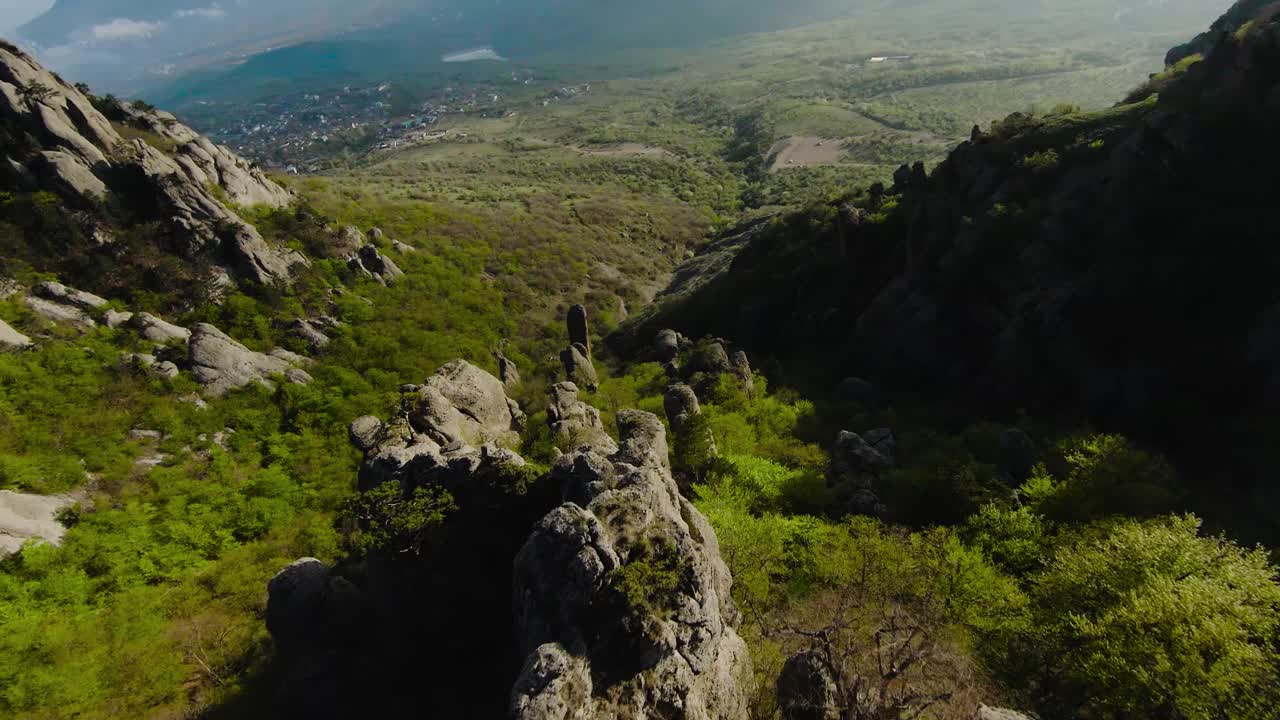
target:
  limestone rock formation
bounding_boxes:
[0,490,75,557]
[663,383,702,434]
[828,429,895,516]
[188,323,313,397]
[129,312,191,344]
[655,328,682,363]
[495,348,522,389]
[349,416,384,452]
[512,410,751,720]
[24,294,94,328]
[560,343,598,392]
[567,303,591,356]
[0,44,304,286]
[348,244,404,285]
[0,318,31,351]
[290,318,331,350]
[356,361,527,493]
[33,281,106,310]
[547,382,618,456]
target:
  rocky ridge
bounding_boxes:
[0,43,305,286]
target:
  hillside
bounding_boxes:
[614,1,1280,541]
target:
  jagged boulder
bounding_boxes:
[349,416,384,453]
[495,349,522,390]
[511,410,751,720]
[0,45,304,286]
[0,490,75,557]
[663,383,702,434]
[560,343,598,392]
[103,310,133,329]
[358,244,404,283]
[290,318,331,350]
[188,323,313,397]
[547,382,618,455]
[409,360,523,446]
[655,328,682,363]
[567,304,591,356]
[0,319,31,351]
[777,651,841,720]
[828,430,895,516]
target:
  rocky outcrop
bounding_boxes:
[663,383,702,434]
[828,429,896,516]
[0,318,32,350]
[188,323,313,397]
[32,281,106,311]
[512,410,751,719]
[347,244,404,285]
[975,706,1033,720]
[24,295,94,328]
[0,45,304,286]
[290,318,331,350]
[495,348,522,389]
[129,312,191,344]
[777,651,840,720]
[356,361,526,493]
[560,343,598,392]
[547,381,618,455]
[567,304,591,356]
[348,416,384,452]
[0,490,75,557]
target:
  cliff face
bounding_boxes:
[0,41,304,289]
[613,3,1280,536]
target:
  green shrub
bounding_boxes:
[1019,515,1280,719]
[1021,433,1182,522]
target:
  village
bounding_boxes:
[194,74,594,172]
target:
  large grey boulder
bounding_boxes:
[290,318,331,350]
[975,706,1034,720]
[128,312,191,344]
[0,319,31,351]
[511,410,751,720]
[266,557,362,658]
[354,362,527,495]
[0,490,75,557]
[828,430,895,516]
[349,416,384,453]
[777,651,841,720]
[188,323,313,397]
[408,360,523,448]
[663,383,702,434]
[560,343,598,392]
[655,328,681,363]
[495,349,522,390]
[31,150,107,200]
[24,295,94,328]
[547,382,618,456]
